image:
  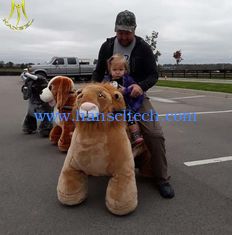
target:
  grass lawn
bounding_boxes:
[157,80,232,93]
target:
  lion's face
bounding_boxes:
[74,83,125,121]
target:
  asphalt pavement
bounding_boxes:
[0,76,232,235]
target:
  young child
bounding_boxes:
[104,53,144,146]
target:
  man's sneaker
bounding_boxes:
[158,182,175,199]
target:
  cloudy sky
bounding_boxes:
[0,0,232,65]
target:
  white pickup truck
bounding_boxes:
[23,57,96,81]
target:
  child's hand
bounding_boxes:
[128,84,143,97]
[118,85,125,94]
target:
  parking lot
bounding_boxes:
[1,76,232,234]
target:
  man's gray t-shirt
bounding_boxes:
[113,37,136,62]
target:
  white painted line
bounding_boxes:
[147,91,163,93]
[184,156,232,166]
[158,110,232,117]
[193,110,232,115]
[158,112,195,117]
[149,95,205,103]
[149,97,177,103]
[171,95,206,100]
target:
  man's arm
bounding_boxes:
[92,43,108,82]
[137,43,158,91]
[124,75,136,87]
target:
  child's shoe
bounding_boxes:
[130,130,144,146]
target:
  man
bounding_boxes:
[92,10,175,198]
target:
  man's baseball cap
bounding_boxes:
[114,10,137,32]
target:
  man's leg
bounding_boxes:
[138,97,175,198]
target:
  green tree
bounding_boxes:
[0,61,4,68]
[5,61,14,68]
[145,31,161,62]
[20,63,26,69]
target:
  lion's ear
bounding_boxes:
[112,91,126,111]
[113,91,122,101]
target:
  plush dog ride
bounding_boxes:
[40,76,76,152]
[21,72,53,137]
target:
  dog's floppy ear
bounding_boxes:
[56,77,73,110]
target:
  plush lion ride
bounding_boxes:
[57,83,138,215]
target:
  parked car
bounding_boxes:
[21,57,96,82]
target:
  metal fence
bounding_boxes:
[159,70,232,79]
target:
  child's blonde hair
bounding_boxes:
[107,53,129,74]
